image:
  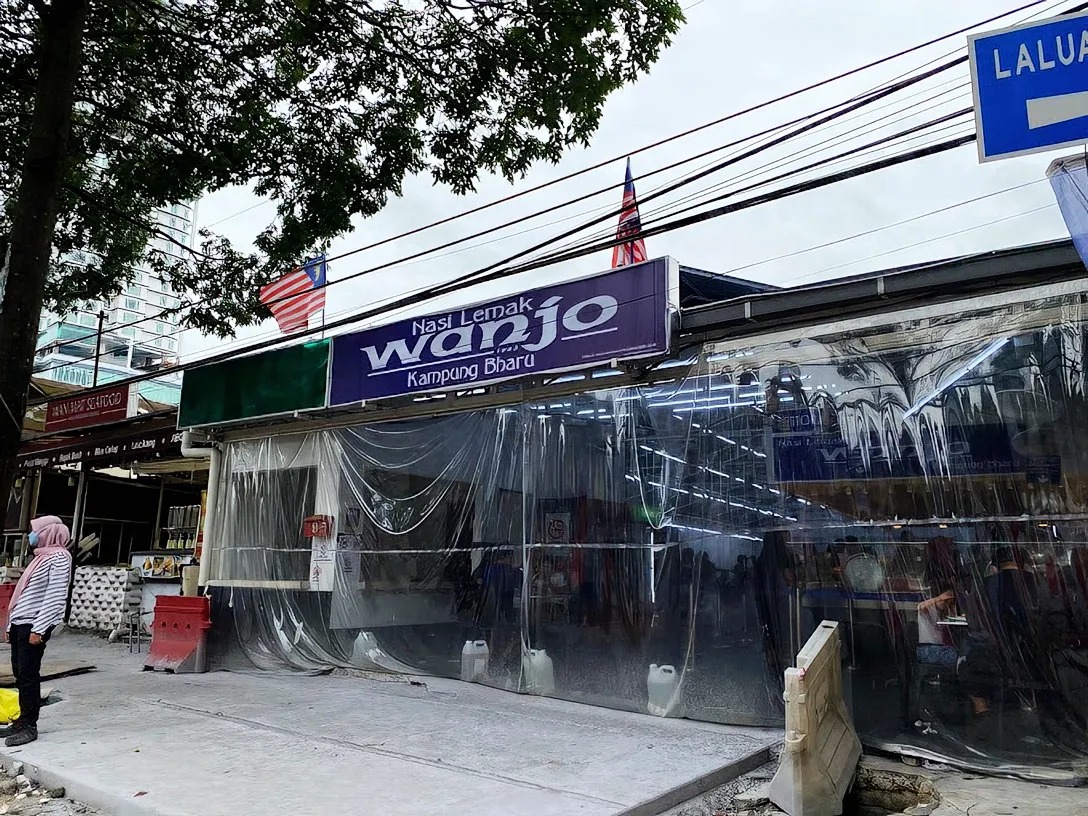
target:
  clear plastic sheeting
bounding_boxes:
[207,287,1088,777]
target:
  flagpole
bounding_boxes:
[320,255,327,339]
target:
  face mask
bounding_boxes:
[27,531,39,548]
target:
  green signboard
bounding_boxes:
[178,340,330,428]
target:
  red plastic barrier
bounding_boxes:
[153,596,211,617]
[144,595,211,673]
[0,584,16,633]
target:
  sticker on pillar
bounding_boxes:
[302,515,334,538]
[545,513,571,545]
[305,515,336,590]
[309,558,334,592]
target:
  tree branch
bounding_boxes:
[62,182,227,262]
[72,94,197,155]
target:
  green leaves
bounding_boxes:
[1,0,683,337]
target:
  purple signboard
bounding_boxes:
[329,258,677,405]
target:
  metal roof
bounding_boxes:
[681,238,1085,342]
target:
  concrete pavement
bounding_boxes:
[0,634,778,816]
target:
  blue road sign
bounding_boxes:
[969,11,1088,162]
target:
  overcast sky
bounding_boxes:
[183,0,1077,360]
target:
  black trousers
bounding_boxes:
[9,624,52,728]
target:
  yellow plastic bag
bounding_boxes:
[0,688,19,724]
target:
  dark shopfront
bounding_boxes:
[8,418,207,574]
[190,244,1088,780]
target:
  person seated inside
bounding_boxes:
[916,537,962,670]
[960,545,1039,715]
[917,589,959,669]
[986,545,1038,660]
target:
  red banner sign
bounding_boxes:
[44,384,134,432]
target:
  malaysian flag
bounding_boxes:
[611,158,647,268]
[259,254,327,334]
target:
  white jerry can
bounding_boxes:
[647,664,680,716]
[522,648,555,695]
[461,639,490,682]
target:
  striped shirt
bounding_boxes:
[8,552,72,634]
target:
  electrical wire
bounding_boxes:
[202,199,270,229]
[519,111,976,269]
[37,90,978,385]
[711,178,1048,279]
[484,134,978,281]
[35,79,969,379]
[780,202,1059,283]
[276,0,1060,273]
[34,0,1061,359]
[181,115,978,363]
[553,80,975,256]
[456,66,972,282]
[35,44,974,375]
[48,111,1003,381]
[26,132,979,409]
[512,110,976,270]
[36,105,822,359]
[182,125,998,370]
[34,0,1082,391]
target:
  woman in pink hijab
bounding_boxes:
[1,515,73,747]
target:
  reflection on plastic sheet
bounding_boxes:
[207,292,1088,777]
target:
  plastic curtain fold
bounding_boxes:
[206,288,1088,778]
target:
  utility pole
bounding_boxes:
[91,309,105,386]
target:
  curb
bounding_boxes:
[0,750,167,816]
[612,744,774,816]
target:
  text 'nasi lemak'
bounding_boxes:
[328,260,674,405]
[363,293,619,390]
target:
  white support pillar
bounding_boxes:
[71,468,88,545]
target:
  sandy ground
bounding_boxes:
[0,766,101,816]
[661,755,1088,816]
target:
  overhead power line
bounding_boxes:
[26,131,979,409]
[410,62,970,296]
[498,122,978,278]
[34,64,969,380]
[560,81,974,255]
[310,0,1055,270]
[517,122,977,271]
[781,202,1059,283]
[33,69,979,383]
[139,115,991,374]
[498,136,979,279]
[713,179,1048,280]
[35,0,1062,361]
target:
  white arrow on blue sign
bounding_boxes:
[969,10,1088,162]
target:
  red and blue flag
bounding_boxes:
[612,159,648,268]
[259,254,327,334]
